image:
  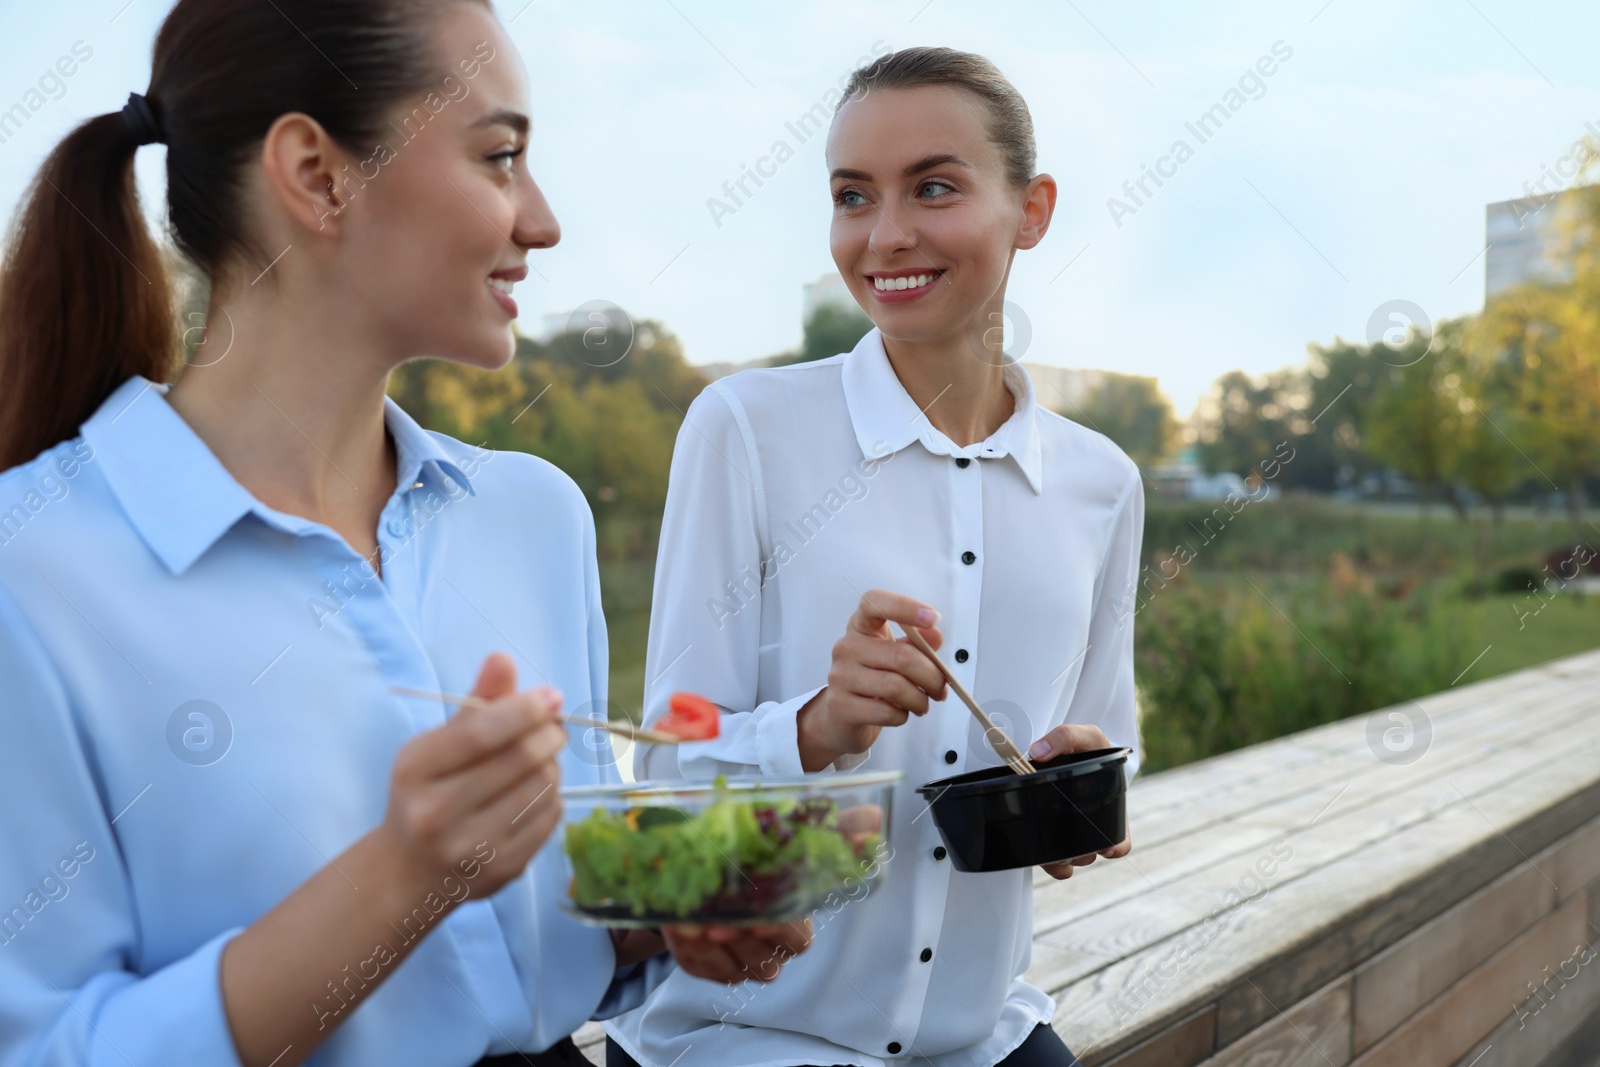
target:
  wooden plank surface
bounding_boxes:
[559,651,1600,1067]
[1046,661,1600,1062]
[1351,858,1558,1052]
[1031,688,1600,1006]
[1197,976,1351,1067]
[1350,893,1589,1067]
[1031,680,1595,942]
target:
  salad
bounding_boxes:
[563,777,885,923]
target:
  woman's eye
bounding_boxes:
[489,148,522,172]
[833,188,866,209]
[920,179,954,198]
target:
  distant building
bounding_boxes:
[1023,363,1104,413]
[1150,449,1203,501]
[1485,189,1585,299]
[802,272,856,323]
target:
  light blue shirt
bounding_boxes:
[0,376,667,1066]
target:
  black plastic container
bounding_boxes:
[917,747,1131,872]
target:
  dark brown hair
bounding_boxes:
[837,46,1037,187]
[0,0,486,470]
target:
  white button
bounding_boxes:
[411,480,424,490]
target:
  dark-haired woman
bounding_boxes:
[0,3,807,1066]
[607,48,1141,1067]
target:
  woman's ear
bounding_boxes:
[258,111,351,237]
[1015,172,1057,251]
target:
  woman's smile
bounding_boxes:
[487,264,525,317]
[866,268,946,302]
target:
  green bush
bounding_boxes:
[1133,578,1470,773]
[1491,565,1543,595]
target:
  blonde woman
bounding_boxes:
[608,46,1142,1067]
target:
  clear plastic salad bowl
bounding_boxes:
[558,770,902,927]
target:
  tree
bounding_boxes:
[1301,339,1389,491]
[1062,372,1179,469]
[1361,318,1472,548]
[1193,369,1299,479]
[1452,317,1526,530]
[1475,280,1600,544]
[387,316,706,555]
[775,304,875,365]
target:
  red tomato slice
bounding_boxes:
[657,691,720,741]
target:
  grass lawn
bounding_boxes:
[1452,589,1600,684]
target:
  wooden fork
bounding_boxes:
[893,625,1038,776]
[387,685,683,745]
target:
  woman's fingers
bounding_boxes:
[670,920,812,983]
[827,691,911,729]
[1099,833,1133,859]
[661,928,745,984]
[756,918,813,957]
[849,589,939,639]
[382,653,569,894]
[1041,832,1134,878]
[836,804,884,838]
[850,661,934,715]
[858,634,946,700]
[719,936,781,980]
[407,685,564,781]
[835,635,946,711]
[472,650,519,701]
[479,758,564,855]
[452,716,570,813]
[1026,722,1112,762]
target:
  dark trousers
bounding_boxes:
[475,1035,593,1066]
[604,1023,1079,1066]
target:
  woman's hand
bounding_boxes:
[610,928,668,969]
[1031,723,1133,880]
[377,651,567,897]
[661,919,814,984]
[220,652,566,1067]
[795,590,947,772]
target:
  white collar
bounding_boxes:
[839,328,1043,493]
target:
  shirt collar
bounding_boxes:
[386,393,481,503]
[840,328,1043,493]
[82,376,479,576]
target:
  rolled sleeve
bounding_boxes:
[0,581,245,1067]
[92,925,247,1066]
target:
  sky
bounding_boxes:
[1,0,1597,416]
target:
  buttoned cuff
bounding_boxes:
[833,747,872,771]
[96,925,246,1066]
[593,953,676,1020]
[757,685,873,777]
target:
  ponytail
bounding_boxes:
[0,0,493,473]
[0,108,175,470]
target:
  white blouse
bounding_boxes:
[606,328,1144,1067]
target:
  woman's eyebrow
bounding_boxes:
[905,153,970,175]
[830,154,972,183]
[470,108,530,136]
